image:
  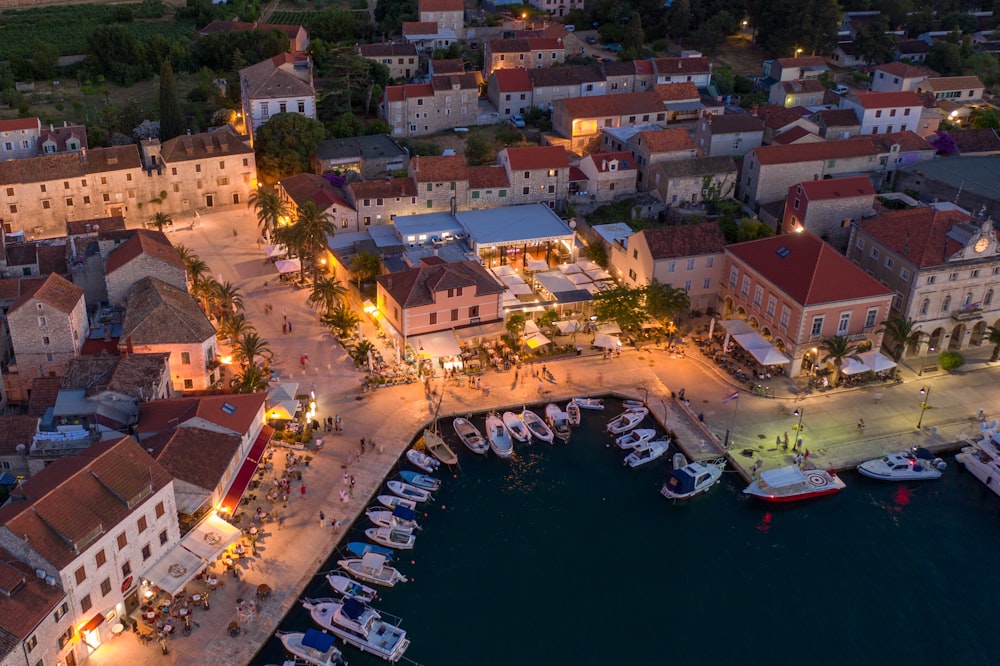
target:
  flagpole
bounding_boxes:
[725,393,740,449]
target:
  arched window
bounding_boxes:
[986,290,994,307]
[942,295,951,312]
[919,299,929,315]
[963,292,973,307]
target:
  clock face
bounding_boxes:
[975,237,989,253]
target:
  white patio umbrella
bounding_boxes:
[592,334,621,349]
[858,350,897,372]
[839,357,869,375]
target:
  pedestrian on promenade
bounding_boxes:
[300,483,306,496]
[783,432,789,449]
[282,322,287,335]
[857,419,865,433]
[282,309,287,321]
[360,437,366,455]
[339,489,348,503]
[343,472,349,486]
[350,476,356,497]
[278,515,285,530]
[537,379,544,395]
[775,435,782,449]
[319,512,325,527]
[751,458,763,477]
[483,385,491,397]
[287,321,293,333]
[515,369,519,382]
[804,449,810,462]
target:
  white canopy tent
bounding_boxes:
[141,544,206,596]
[592,334,621,349]
[839,357,869,376]
[596,322,622,335]
[180,514,243,561]
[746,345,791,366]
[275,258,301,274]
[523,332,552,349]
[523,319,541,335]
[410,330,461,358]
[554,320,581,334]
[264,245,286,258]
[858,350,897,372]
[525,259,549,272]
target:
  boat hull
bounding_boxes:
[405,449,438,473]
[453,418,489,455]
[422,429,458,465]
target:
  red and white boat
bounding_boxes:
[742,465,845,502]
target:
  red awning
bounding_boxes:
[220,425,274,514]
[79,613,105,633]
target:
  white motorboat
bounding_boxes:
[386,480,432,503]
[453,417,489,455]
[365,527,416,550]
[405,449,439,473]
[661,457,727,500]
[956,432,1000,498]
[625,439,670,467]
[502,411,531,443]
[545,404,572,442]
[622,399,646,411]
[338,553,408,587]
[327,573,379,602]
[572,397,605,410]
[743,465,846,503]
[857,447,946,481]
[422,428,458,466]
[566,401,581,426]
[615,428,656,450]
[521,408,554,443]
[304,597,410,663]
[376,494,416,511]
[278,629,347,666]
[606,408,648,435]
[399,470,441,491]
[485,412,514,459]
[366,505,421,531]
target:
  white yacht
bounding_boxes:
[304,597,410,663]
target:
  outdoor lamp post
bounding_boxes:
[917,386,931,429]
[793,408,805,447]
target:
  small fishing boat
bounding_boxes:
[405,449,439,473]
[622,399,646,411]
[572,397,605,410]
[377,494,416,511]
[485,412,514,459]
[625,439,670,468]
[366,505,421,532]
[422,428,458,466]
[521,408,554,443]
[278,629,347,666]
[399,470,442,491]
[347,542,394,561]
[387,480,432,503]
[327,573,379,603]
[857,447,946,481]
[615,428,656,450]
[743,465,846,503]
[365,527,416,550]
[545,404,572,442]
[661,457,727,500]
[338,553,407,587]
[304,597,410,663]
[606,408,648,435]
[502,411,532,443]
[453,417,489,454]
[566,401,581,426]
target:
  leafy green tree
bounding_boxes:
[970,108,1000,130]
[218,313,255,344]
[254,113,327,184]
[645,281,691,325]
[148,212,173,231]
[247,187,289,243]
[86,25,148,85]
[852,17,896,65]
[367,119,391,135]
[505,313,526,339]
[664,0,691,39]
[208,281,244,321]
[594,285,646,333]
[308,276,347,314]
[585,242,608,268]
[819,335,862,387]
[350,339,378,368]
[327,112,365,138]
[623,13,644,54]
[350,250,381,289]
[322,302,360,337]
[967,54,1000,89]
[876,315,925,360]
[927,42,963,76]
[31,40,59,81]
[986,326,1000,362]
[464,132,494,166]
[159,60,184,141]
[938,350,965,372]
[309,7,360,43]
[175,245,209,286]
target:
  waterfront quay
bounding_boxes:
[90,207,999,666]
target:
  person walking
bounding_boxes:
[300,483,306,496]
[857,419,865,433]
[319,512,325,527]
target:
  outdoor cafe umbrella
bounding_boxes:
[858,350,897,372]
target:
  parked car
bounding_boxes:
[833,84,850,95]
[510,114,526,128]
[565,24,575,32]
[586,35,597,44]
[604,42,622,52]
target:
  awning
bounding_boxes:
[410,330,461,358]
[526,259,549,272]
[593,334,621,349]
[523,332,551,349]
[719,319,754,335]
[220,425,274,514]
[746,345,791,366]
[0,472,19,486]
[180,514,242,561]
[453,320,506,342]
[596,322,622,335]
[858,350,897,372]
[554,320,580,334]
[275,258,301,274]
[79,613,105,633]
[840,357,868,375]
[141,545,204,596]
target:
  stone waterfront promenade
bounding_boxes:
[89,207,999,666]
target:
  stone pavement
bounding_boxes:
[89,206,1000,665]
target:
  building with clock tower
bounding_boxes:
[847,206,1000,357]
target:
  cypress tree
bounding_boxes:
[159,60,183,140]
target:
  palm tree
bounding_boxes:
[190,275,218,317]
[987,326,1000,362]
[308,276,347,315]
[247,187,288,243]
[233,331,273,368]
[218,313,255,344]
[176,245,210,287]
[321,302,360,338]
[148,211,173,231]
[350,250,381,289]
[231,364,270,393]
[291,200,336,283]
[349,339,377,369]
[208,281,245,321]
[819,335,862,387]
[877,315,925,360]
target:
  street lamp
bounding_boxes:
[793,408,805,448]
[795,47,804,57]
[916,386,931,429]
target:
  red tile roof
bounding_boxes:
[503,145,569,171]
[856,207,975,268]
[410,155,469,182]
[851,91,923,109]
[385,83,434,102]
[634,128,696,153]
[27,376,62,416]
[703,114,765,134]
[348,178,418,199]
[492,67,532,92]
[755,104,812,130]
[727,231,893,305]
[149,427,242,493]
[359,43,418,58]
[588,151,636,172]
[639,221,726,260]
[0,415,38,455]
[377,260,503,308]
[104,229,184,275]
[653,82,700,102]
[811,108,861,128]
[652,56,710,76]
[560,91,664,118]
[488,37,564,53]
[771,126,818,144]
[418,0,462,10]
[278,173,351,213]
[875,62,933,79]
[0,117,39,132]
[431,58,465,76]
[793,175,875,201]
[8,273,82,315]
[402,21,441,35]
[752,131,932,165]
[468,165,509,189]
[137,393,265,437]
[0,552,65,641]
[779,78,826,94]
[65,215,126,237]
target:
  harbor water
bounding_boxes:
[253,401,999,666]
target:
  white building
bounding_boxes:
[239,53,317,143]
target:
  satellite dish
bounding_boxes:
[568,219,577,229]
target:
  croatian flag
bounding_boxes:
[722,391,740,403]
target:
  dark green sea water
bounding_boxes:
[254,401,1000,666]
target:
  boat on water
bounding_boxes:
[398,470,441,491]
[366,505,421,532]
[572,397,604,410]
[956,432,1000,498]
[615,428,656,450]
[338,553,408,587]
[622,399,646,411]
[376,494,416,511]
[606,408,647,434]
[422,428,458,466]
[857,447,946,481]
[545,404,572,442]
[566,401,581,426]
[522,408,554,443]
[386,480,432,503]
[347,541,394,561]
[365,527,416,550]
[278,629,347,666]
[327,573,379,603]
[304,597,411,663]
[485,412,514,459]
[743,465,846,502]
[405,449,439,473]
[661,457,727,500]
[625,439,670,468]
[502,411,532,443]
[453,417,489,454]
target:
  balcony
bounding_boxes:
[951,307,983,322]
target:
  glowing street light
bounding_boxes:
[916,386,931,429]
[793,408,805,448]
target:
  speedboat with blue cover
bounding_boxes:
[278,628,347,666]
[660,457,727,500]
[398,470,441,491]
[366,505,421,532]
[304,597,411,662]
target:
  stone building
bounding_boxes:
[781,176,877,250]
[103,230,187,307]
